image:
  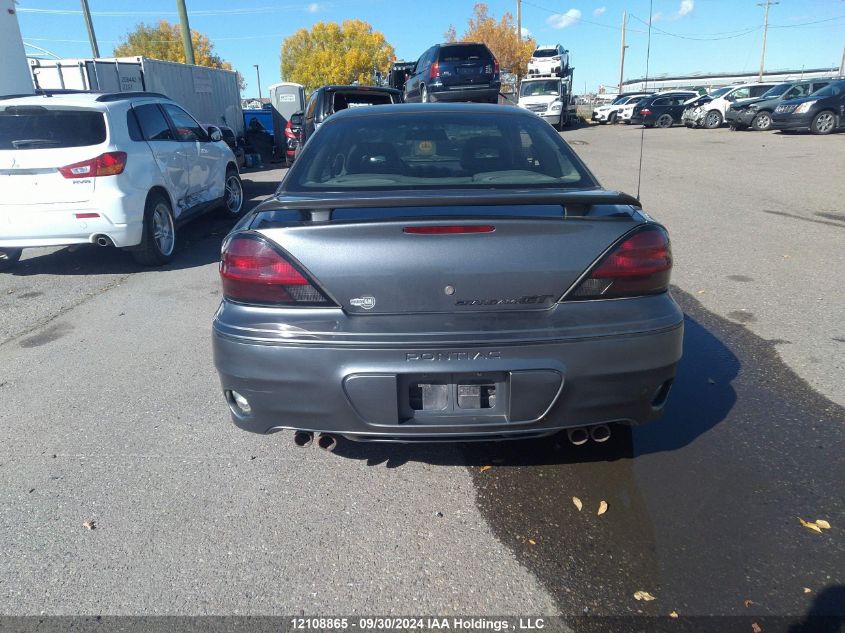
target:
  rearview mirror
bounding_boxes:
[207,126,223,142]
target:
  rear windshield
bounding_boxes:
[285,111,594,192]
[439,45,491,62]
[520,80,561,97]
[332,91,394,112]
[532,49,558,58]
[0,106,106,150]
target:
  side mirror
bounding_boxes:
[207,126,223,142]
[290,112,304,126]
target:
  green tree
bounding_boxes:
[452,4,536,76]
[281,20,394,92]
[113,20,245,91]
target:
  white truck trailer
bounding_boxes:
[28,56,244,136]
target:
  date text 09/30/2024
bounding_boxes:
[289,618,547,631]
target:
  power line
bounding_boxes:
[521,0,647,33]
[628,14,762,40]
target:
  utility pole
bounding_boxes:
[839,44,845,77]
[517,0,521,42]
[176,0,195,65]
[618,11,628,95]
[80,0,100,57]
[254,65,262,100]
[757,0,778,81]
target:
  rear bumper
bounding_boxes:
[213,302,684,440]
[0,200,144,249]
[429,85,500,103]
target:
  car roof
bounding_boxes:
[0,90,171,107]
[318,85,402,95]
[326,102,528,120]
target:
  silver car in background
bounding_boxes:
[212,104,683,445]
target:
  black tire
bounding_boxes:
[132,192,176,266]
[810,110,836,135]
[0,248,22,272]
[703,109,723,129]
[751,111,773,131]
[608,111,618,124]
[656,114,673,128]
[219,167,244,218]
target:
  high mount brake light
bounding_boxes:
[403,225,495,234]
[58,152,126,178]
[564,226,672,301]
[220,234,332,306]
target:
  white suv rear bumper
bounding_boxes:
[0,196,144,249]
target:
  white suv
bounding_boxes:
[698,82,779,129]
[0,91,242,270]
[527,44,569,78]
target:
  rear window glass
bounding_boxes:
[0,107,105,150]
[332,91,394,112]
[532,49,558,58]
[286,111,594,192]
[439,45,491,62]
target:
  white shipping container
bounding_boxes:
[28,56,244,136]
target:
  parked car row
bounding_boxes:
[594,77,845,135]
[0,90,243,271]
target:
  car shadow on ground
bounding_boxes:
[332,287,740,469]
[7,178,279,277]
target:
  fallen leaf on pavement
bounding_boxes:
[697,290,705,294]
[572,497,583,511]
[669,611,679,618]
[528,539,536,545]
[479,465,492,473]
[752,623,762,633]
[799,518,823,533]
[598,500,608,516]
[815,519,831,530]
[744,599,755,608]
[633,591,656,602]
[82,520,96,530]
[803,588,812,594]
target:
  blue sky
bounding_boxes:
[16,0,845,96]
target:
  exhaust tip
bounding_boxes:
[317,433,337,452]
[590,424,611,443]
[566,427,589,446]
[293,431,313,448]
[94,235,113,247]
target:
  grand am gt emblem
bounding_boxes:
[350,296,376,310]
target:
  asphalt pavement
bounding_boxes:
[0,126,842,629]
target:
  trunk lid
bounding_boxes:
[437,44,495,88]
[0,105,108,206]
[252,193,640,315]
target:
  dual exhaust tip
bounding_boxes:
[566,424,611,446]
[293,431,336,452]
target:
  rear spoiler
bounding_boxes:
[256,189,642,219]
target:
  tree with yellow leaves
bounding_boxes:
[113,20,244,90]
[445,4,536,77]
[281,20,394,92]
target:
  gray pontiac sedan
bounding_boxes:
[212,104,683,448]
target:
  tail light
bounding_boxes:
[564,226,672,301]
[58,152,126,178]
[430,62,440,80]
[640,108,652,116]
[220,234,333,306]
[493,58,500,77]
[284,120,296,139]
